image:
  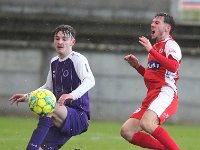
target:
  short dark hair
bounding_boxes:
[155,12,175,34]
[52,25,76,38]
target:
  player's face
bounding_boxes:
[150,16,170,42]
[54,31,75,58]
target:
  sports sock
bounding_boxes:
[131,132,166,150]
[152,126,180,150]
[26,116,53,150]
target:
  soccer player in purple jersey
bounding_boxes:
[9,25,95,150]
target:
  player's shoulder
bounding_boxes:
[50,56,59,63]
[165,38,182,60]
[70,51,88,62]
[166,39,180,50]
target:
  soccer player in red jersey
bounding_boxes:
[120,12,182,150]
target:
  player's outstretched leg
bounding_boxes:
[131,131,166,150]
[152,126,180,150]
[40,126,72,150]
[120,118,166,150]
[26,116,53,150]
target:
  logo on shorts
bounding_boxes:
[133,108,141,114]
[162,112,169,119]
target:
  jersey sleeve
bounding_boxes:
[149,49,179,73]
[38,69,53,91]
[70,54,95,100]
[135,65,145,76]
[37,60,53,91]
[24,63,53,101]
[165,40,182,62]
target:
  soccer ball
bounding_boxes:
[28,89,56,116]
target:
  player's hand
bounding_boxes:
[124,54,140,68]
[139,36,153,52]
[9,94,26,106]
[58,94,73,106]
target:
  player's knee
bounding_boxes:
[120,126,128,140]
[140,118,153,133]
[120,126,125,138]
[120,126,132,141]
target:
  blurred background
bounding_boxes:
[0,0,200,124]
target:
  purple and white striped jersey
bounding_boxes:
[39,51,95,119]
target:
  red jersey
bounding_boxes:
[143,36,182,92]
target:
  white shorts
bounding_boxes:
[130,86,178,124]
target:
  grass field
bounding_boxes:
[0,116,200,150]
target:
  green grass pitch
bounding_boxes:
[0,116,200,150]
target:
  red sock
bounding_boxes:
[152,126,180,150]
[131,132,165,150]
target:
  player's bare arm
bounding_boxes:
[124,54,140,69]
[9,94,26,105]
[139,36,153,52]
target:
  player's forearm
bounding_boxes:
[24,83,53,102]
[38,84,53,92]
[135,65,145,76]
[149,48,179,72]
[70,76,95,100]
